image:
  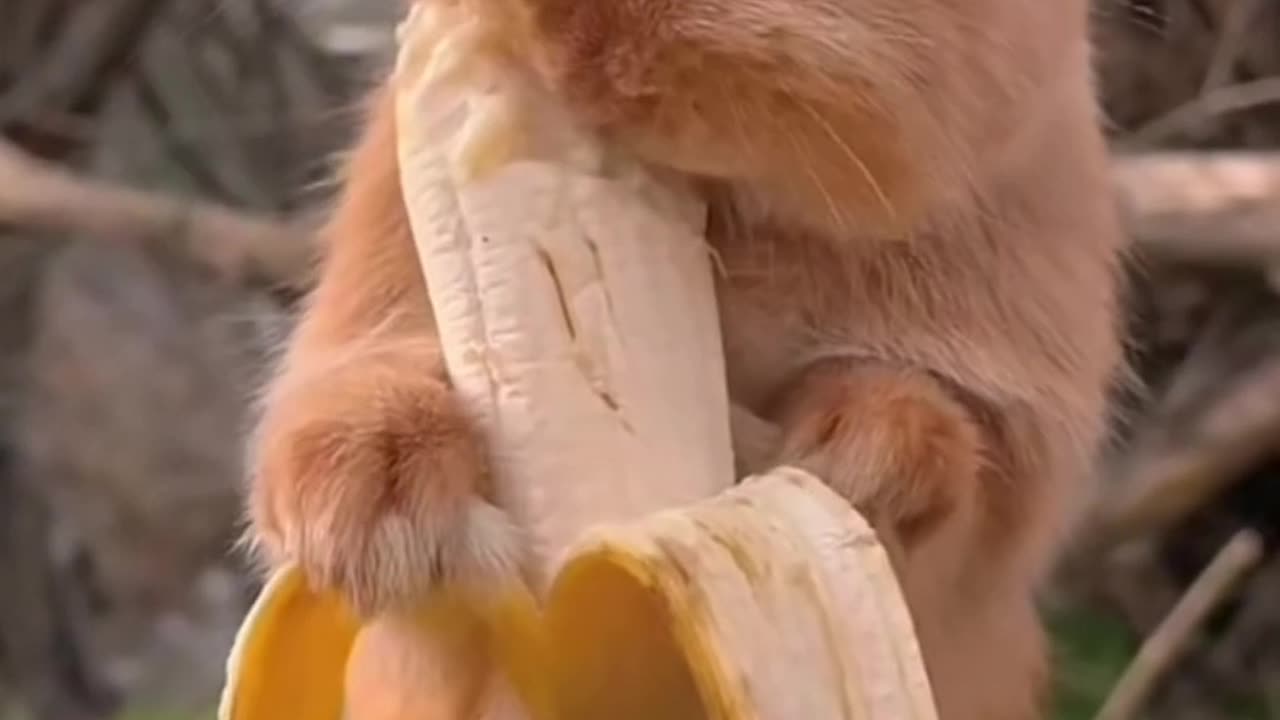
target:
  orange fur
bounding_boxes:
[246,1,1126,718]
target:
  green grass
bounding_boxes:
[1047,604,1138,720]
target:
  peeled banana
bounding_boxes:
[217,4,939,719]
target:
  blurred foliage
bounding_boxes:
[1050,606,1141,720]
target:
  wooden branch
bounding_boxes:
[1089,348,1280,548]
[1114,151,1280,266]
[4,140,1280,301]
[0,139,314,292]
[1093,529,1264,720]
[1125,78,1280,148]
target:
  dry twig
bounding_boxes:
[1090,345,1280,547]
[1126,77,1280,147]
[1113,151,1280,266]
[1093,529,1265,720]
[0,139,313,292]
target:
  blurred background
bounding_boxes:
[0,0,1278,718]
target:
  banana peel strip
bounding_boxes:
[217,564,359,720]
[216,472,940,720]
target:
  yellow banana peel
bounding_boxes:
[216,563,359,720]
[217,472,937,720]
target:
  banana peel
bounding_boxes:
[216,563,359,720]
[218,471,937,720]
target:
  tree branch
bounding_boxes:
[1093,529,1264,720]
[1115,151,1280,266]
[0,139,314,293]
[1086,327,1280,549]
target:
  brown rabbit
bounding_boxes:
[246,1,1126,718]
